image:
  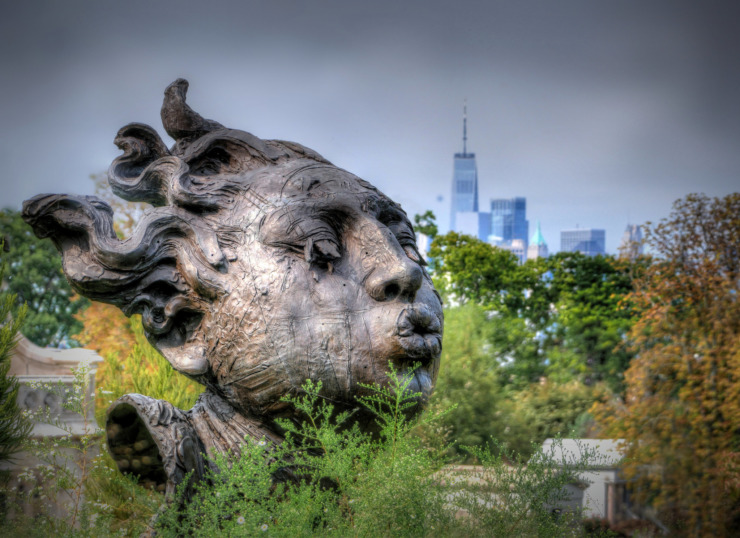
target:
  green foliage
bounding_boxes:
[94,314,203,421]
[594,193,740,536]
[0,243,32,468]
[429,232,520,307]
[0,209,88,347]
[428,230,638,389]
[542,253,640,392]
[412,210,438,239]
[157,370,600,537]
[425,305,600,460]
[503,381,599,457]
[422,304,508,455]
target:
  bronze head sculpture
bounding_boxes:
[22,79,443,494]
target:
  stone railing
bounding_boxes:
[9,335,102,437]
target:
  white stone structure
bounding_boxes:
[9,335,101,437]
[538,438,627,523]
[2,335,103,519]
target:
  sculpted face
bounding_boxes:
[21,79,445,495]
[22,79,443,453]
[201,161,443,418]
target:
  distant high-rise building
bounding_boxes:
[619,224,643,259]
[450,102,478,232]
[456,211,491,241]
[490,197,529,249]
[527,220,548,260]
[560,228,606,256]
[505,239,527,265]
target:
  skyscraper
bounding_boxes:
[560,228,606,256]
[490,197,529,249]
[527,220,548,260]
[450,102,478,232]
[456,211,491,241]
[619,224,643,259]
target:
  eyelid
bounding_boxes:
[259,208,341,264]
[388,221,427,266]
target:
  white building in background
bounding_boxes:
[619,224,643,259]
[506,239,526,264]
[538,439,627,522]
[527,220,548,260]
[455,211,491,241]
[2,335,102,518]
[490,237,527,264]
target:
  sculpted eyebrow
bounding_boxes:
[259,206,340,253]
[375,200,410,227]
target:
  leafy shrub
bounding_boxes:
[157,366,600,537]
[1,362,602,537]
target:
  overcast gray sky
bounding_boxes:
[1,0,739,253]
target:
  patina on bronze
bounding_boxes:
[22,79,443,496]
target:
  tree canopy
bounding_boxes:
[0,241,32,467]
[0,209,88,347]
[419,228,641,459]
[427,230,639,390]
[593,193,740,536]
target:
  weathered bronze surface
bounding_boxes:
[22,80,443,495]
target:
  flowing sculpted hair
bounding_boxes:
[23,79,329,375]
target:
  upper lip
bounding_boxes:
[395,305,442,361]
[396,304,442,337]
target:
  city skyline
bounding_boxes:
[1,1,739,255]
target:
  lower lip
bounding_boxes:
[401,367,434,397]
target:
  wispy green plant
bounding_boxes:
[1,360,603,537]
[156,367,600,537]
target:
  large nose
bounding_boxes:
[365,246,423,302]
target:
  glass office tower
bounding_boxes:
[490,197,529,249]
[450,103,479,232]
[560,229,606,256]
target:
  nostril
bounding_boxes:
[384,283,400,301]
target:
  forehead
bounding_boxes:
[252,162,409,222]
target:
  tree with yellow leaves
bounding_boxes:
[76,302,203,421]
[593,193,740,536]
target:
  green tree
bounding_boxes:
[542,252,641,391]
[594,193,740,536]
[0,209,88,347]
[426,304,601,460]
[429,232,521,308]
[413,210,438,239]
[504,380,599,456]
[0,241,32,468]
[425,304,509,457]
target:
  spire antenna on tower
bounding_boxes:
[463,99,468,156]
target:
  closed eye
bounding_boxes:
[259,207,342,266]
[388,222,427,266]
